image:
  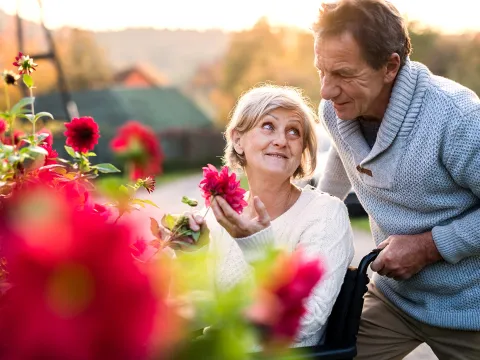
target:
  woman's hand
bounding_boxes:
[211,195,271,238]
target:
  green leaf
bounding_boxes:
[197,227,210,248]
[28,146,48,155]
[10,97,34,115]
[86,152,96,156]
[192,231,201,242]
[161,213,177,231]
[23,74,34,88]
[8,155,20,163]
[24,114,35,123]
[182,195,199,207]
[136,198,159,208]
[93,163,121,173]
[64,146,77,158]
[150,217,161,239]
[36,133,49,143]
[34,112,54,121]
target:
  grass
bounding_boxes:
[349,217,371,233]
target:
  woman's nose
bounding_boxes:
[272,132,287,147]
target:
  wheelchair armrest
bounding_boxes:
[357,248,381,276]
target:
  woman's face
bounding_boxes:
[236,108,305,181]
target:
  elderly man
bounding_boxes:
[314,0,480,359]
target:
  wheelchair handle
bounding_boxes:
[357,248,382,276]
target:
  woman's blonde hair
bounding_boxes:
[224,84,318,179]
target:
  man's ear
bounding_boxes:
[384,53,401,84]
[232,130,243,155]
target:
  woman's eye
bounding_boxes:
[288,128,300,136]
[262,122,274,130]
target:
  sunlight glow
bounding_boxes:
[1,0,479,33]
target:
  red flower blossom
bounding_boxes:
[40,144,58,166]
[13,52,38,75]
[199,164,247,214]
[110,121,164,180]
[2,130,24,146]
[37,127,53,146]
[0,118,7,135]
[64,116,100,153]
[0,188,170,359]
[247,249,325,344]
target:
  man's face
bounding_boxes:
[314,32,390,120]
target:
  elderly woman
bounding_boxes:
[188,85,354,347]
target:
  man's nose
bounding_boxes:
[320,74,341,100]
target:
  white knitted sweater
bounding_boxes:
[206,186,354,347]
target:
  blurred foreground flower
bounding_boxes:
[12,52,38,75]
[247,249,325,347]
[199,164,247,214]
[2,70,20,86]
[0,188,179,359]
[110,121,164,180]
[64,116,101,153]
[0,119,6,135]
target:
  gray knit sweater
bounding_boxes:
[319,59,480,330]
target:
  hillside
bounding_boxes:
[0,10,230,85]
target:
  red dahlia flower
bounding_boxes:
[199,164,247,214]
[110,121,163,180]
[64,116,100,153]
[0,189,166,359]
[40,144,58,166]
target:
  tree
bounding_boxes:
[56,28,113,91]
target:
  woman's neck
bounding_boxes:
[245,173,300,220]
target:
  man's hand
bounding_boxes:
[370,231,443,280]
[211,195,271,238]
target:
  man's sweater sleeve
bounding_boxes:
[318,146,352,201]
[432,109,480,264]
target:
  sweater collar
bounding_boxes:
[336,59,431,165]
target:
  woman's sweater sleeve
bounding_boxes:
[294,199,354,343]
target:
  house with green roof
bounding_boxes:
[35,87,224,169]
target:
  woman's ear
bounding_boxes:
[232,130,244,155]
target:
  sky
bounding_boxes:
[1,0,479,34]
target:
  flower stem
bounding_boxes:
[29,87,35,134]
[4,86,9,110]
[202,206,211,221]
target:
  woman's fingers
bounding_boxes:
[211,197,226,224]
[253,196,270,225]
[215,196,240,223]
[184,211,205,232]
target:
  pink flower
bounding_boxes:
[0,118,6,135]
[12,52,38,75]
[247,249,325,344]
[64,116,100,153]
[0,188,169,359]
[199,164,247,214]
